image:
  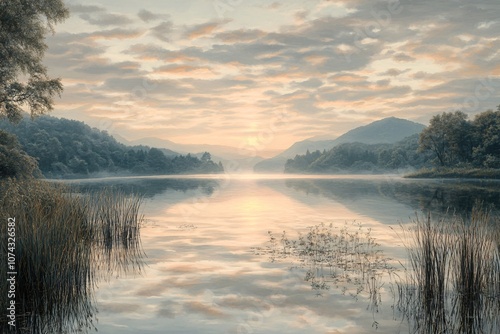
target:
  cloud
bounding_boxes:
[137,9,169,22]
[185,21,228,40]
[292,78,324,89]
[100,77,187,95]
[392,52,415,62]
[150,21,174,42]
[215,29,267,43]
[47,0,500,150]
[268,2,282,10]
[153,64,217,78]
[381,68,409,77]
[67,4,105,14]
[88,28,144,40]
[157,307,177,318]
[74,60,142,75]
[79,12,134,27]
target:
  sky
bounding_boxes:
[46,0,500,157]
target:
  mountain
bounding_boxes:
[253,117,426,172]
[116,136,264,172]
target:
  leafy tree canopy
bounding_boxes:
[0,0,69,123]
[0,129,39,178]
[419,107,500,168]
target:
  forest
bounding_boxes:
[284,134,433,173]
[0,115,224,178]
[285,108,500,174]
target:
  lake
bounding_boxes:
[66,174,500,334]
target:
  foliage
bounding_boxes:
[0,0,69,122]
[418,111,473,167]
[419,107,500,168]
[471,107,500,168]
[0,115,224,177]
[284,134,433,173]
[0,129,40,178]
[254,221,395,328]
[405,167,500,179]
[284,149,323,173]
[260,222,393,298]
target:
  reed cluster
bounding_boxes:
[0,179,144,333]
[397,206,500,333]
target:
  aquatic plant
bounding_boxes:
[256,222,395,311]
[0,179,144,333]
[396,206,500,333]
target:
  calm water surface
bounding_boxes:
[68,174,500,334]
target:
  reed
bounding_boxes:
[0,179,144,333]
[396,206,500,333]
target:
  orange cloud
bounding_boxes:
[186,22,225,40]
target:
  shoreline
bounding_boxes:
[404,168,500,180]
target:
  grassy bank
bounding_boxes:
[0,179,143,333]
[405,167,500,179]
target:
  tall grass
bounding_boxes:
[396,206,500,333]
[0,179,144,333]
[87,189,144,277]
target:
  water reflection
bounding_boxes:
[283,178,500,220]
[70,177,219,198]
[255,221,396,329]
[39,175,499,333]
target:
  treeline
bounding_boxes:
[284,134,433,173]
[419,108,500,168]
[285,107,500,174]
[0,115,223,178]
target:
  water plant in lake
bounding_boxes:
[395,206,500,333]
[0,179,144,333]
[255,222,395,315]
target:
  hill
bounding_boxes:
[254,117,425,172]
[0,115,223,178]
[115,135,264,172]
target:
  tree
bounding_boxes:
[0,130,39,178]
[472,107,500,168]
[0,0,69,123]
[201,152,212,162]
[146,148,168,173]
[418,111,472,167]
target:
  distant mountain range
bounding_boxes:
[253,117,426,172]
